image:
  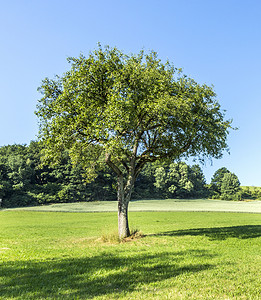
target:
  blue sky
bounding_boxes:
[1,0,260,186]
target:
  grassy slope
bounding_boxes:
[1,209,261,299]
[6,198,261,213]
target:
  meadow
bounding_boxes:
[8,198,261,213]
[1,200,261,299]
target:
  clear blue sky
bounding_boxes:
[1,0,260,186]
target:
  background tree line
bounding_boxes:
[0,142,258,208]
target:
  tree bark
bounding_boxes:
[117,174,131,238]
[118,197,130,238]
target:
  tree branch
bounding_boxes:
[105,153,123,176]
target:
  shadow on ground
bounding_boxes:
[154,225,261,240]
[0,250,214,299]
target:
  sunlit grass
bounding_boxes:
[6,198,261,213]
[1,210,261,299]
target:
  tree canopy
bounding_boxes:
[210,167,241,200]
[36,45,233,238]
[154,162,207,198]
[210,167,230,194]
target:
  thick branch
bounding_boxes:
[105,153,123,176]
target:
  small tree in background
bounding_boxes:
[36,45,232,238]
[210,167,241,200]
[210,167,230,195]
[220,172,241,200]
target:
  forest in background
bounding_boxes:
[0,141,259,208]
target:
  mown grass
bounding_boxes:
[1,209,261,299]
[7,198,261,213]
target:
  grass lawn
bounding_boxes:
[1,205,261,299]
[7,198,261,213]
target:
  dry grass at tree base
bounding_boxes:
[99,229,144,243]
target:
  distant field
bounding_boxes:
[0,209,261,299]
[6,198,261,213]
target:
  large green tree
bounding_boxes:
[36,45,232,238]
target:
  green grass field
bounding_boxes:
[6,198,261,213]
[1,201,261,299]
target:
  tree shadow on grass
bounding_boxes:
[0,250,214,299]
[154,225,261,241]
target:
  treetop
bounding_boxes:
[36,45,233,180]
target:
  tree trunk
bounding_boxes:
[117,174,132,239]
[118,197,130,239]
[105,153,137,239]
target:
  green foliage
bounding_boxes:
[154,166,167,190]
[210,167,230,194]
[0,141,247,207]
[0,142,116,208]
[0,142,208,207]
[153,162,207,198]
[209,167,241,200]
[220,172,241,200]
[241,186,261,200]
[36,46,232,171]
[132,163,158,199]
